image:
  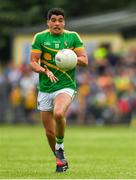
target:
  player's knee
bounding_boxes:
[54,109,64,121]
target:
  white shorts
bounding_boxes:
[37,88,76,111]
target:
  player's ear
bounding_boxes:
[47,20,49,26]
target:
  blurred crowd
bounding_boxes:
[0,43,136,125]
[0,63,39,124]
[68,43,136,125]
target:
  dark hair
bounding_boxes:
[47,8,65,20]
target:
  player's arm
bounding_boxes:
[30,51,58,82]
[75,49,88,67]
[73,32,88,67]
[30,52,45,73]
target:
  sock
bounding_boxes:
[55,136,64,150]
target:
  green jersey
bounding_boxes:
[31,29,84,93]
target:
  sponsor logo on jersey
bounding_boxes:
[43,53,52,60]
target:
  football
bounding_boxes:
[55,49,77,71]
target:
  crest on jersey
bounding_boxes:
[64,41,68,47]
[55,44,59,49]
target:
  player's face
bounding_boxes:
[47,15,65,35]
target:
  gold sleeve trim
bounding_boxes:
[31,49,42,53]
[74,47,84,51]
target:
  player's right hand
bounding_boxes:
[44,69,58,83]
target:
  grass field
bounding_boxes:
[0,124,136,179]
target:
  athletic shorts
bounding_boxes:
[37,88,76,111]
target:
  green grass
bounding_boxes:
[0,124,136,179]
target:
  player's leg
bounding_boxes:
[54,93,71,139]
[41,111,56,155]
[37,91,56,155]
[53,93,72,172]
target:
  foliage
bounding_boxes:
[0,0,135,61]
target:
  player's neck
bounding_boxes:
[49,29,64,36]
